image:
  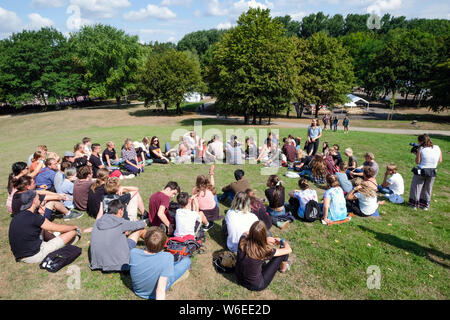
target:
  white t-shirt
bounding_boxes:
[225,209,259,253]
[419,146,441,169]
[174,208,201,238]
[387,173,404,195]
[207,141,224,162]
[355,193,378,216]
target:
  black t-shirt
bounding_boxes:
[265,187,285,209]
[302,155,312,167]
[333,152,344,166]
[9,210,45,260]
[11,192,45,216]
[235,235,276,289]
[102,193,132,220]
[87,185,106,218]
[89,154,103,178]
[102,148,117,164]
[348,156,358,169]
[149,145,162,159]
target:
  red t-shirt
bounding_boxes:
[149,192,171,226]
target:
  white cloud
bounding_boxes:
[160,0,191,6]
[367,0,402,15]
[206,0,228,16]
[70,0,131,19]
[124,4,176,21]
[31,0,66,8]
[206,0,274,18]
[216,21,235,29]
[66,5,92,30]
[26,13,55,30]
[0,7,22,33]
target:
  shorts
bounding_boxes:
[20,237,65,264]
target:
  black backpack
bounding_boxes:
[304,200,321,222]
[39,245,82,273]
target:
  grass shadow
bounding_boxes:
[358,226,450,269]
[129,109,195,118]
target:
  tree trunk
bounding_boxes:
[116,96,121,106]
[164,103,168,113]
[259,115,262,125]
[252,107,257,125]
[314,103,320,119]
[286,108,290,118]
[244,114,249,124]
[268,114,271,125]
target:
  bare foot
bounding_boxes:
[83,227,93,234]
[379,200,386,205]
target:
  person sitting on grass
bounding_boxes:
[219,169,251,203]
[235,221,292,292]
[223,192,259,253]
[282,136,297,169]
[322,174,349,224]
[293,149,312,173]
[7,162,29,215]
[89,199,148,273]
[34,158,59,192]
[350,152,379,179]
[288,178,319,220]
[346,178,383,217]
[378,163,405,204]
[148,182,180,235]
[173,192,208,238]
[299,154,328,184]
[122,139,144,175]
[73,165,94,212]
[192,165,221,231]
[27,145,47,168]
[265,175,291,230]
[102,141,123,169]
[175,137,191,164]
[129,226,191,300]
[332,144,344,167]
[344,148,358,178]
[8,190,79,264]
[55,161,72,194]
[335,163,353,194]
[59,167,78,211]
[86,168,109,219]
[362,166,379,192]
[149,136,170,164]
[29,151,46,178]
[246,189,272,231]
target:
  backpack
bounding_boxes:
[39,245,82,273]
[165,234,204,261]
[213,251,236,274]
[304,200,321,222]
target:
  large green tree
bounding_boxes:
[177,29,226,59]
[0,28,84,108]
[69,24,143,105]
[207,8,295,124]
[137,49,205,114]
[292,32,355,118]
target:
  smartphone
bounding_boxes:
[280,238,285,249]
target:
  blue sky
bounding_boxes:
[0,0,449,43]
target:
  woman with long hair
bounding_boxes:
[223,192,259,253]
[192,165,220,230]
[87,168,110,218]
[235,221,291,291]
[149,136,170,164]
[122,138,144,174]
[6,162,29,214]
[29,151,45,177]
[246,189,272,231]
[307,118,322,156]
[265,175,287,227]
[322,174,348,224]
[300,154,328,184]
[409,134,442,210]
[346,178,380,217]
[288,178,318,220]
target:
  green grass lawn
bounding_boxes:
[0,117,448,300]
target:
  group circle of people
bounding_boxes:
[6,122,442,299]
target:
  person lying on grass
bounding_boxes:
[9,190,79,264]
[89,199,148,273]
[129,226,191,300]
[235,221,292,292]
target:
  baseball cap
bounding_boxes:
[20,190,38,211]
[64,151,75,157]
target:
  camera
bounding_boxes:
[410,143,419,154]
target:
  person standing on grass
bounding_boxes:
[322,114,330,131]
[235,221,292,292]
[148,182,180,235]
[307,118,322,156]
[129,227,191,300]
[332,116,339,132]
[343,115,350,134]
[8,190,79,264]
[408,134,442,211]
[89,199,148,272]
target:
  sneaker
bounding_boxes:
[279,260,291,273]
[419,206,429,211]
[64,210,84,221]
[124,174,135,179]
[276,220,290,230]
[202,222,215,232]
[69,234,81,246]
[409,205,418,211]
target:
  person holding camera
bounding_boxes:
[409,134,442,211]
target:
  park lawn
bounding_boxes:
[0,119,448,300]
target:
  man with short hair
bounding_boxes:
[129,227,191,300]
[73,166,93,211]
[205,135,224,163]
[282,136,297,167]
[82,137,92,157]
[90,199,148,272]
[350,152,379,179]
[148,182,180,234]
[8,190,80,264]
[89,143,107,178]
[35,158,59,191]
[219,169,251,202]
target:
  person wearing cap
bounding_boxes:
[8,190,80,264]
[62,151,76,164]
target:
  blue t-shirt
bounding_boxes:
[60,179,74,208]
[323,187,348,222]
[335,172,353,193]
[35,168,56,190]
[129,249,174,300]
[308,126,322,140]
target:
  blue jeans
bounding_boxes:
[219,190,235,202]
[266,206,286,217]
[111,159,124,166]
[378,185,394,195]
[167,257,191,289]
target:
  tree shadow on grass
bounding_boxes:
[358,226,450,269]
